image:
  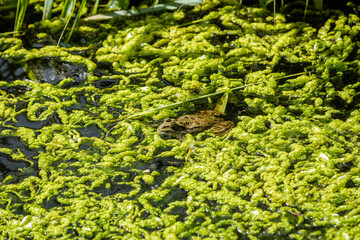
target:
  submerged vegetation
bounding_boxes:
[1,0,360,239]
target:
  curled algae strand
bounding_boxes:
[1,1,360,239]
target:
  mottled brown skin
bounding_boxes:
[157,110,234,138]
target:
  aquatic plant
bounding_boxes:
[11,0,327,40]
[13,0,27,32]
[1,0,360,239]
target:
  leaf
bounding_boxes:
[65,0,87,42]
[57,1,75,45]
[91,0,100,14]
[61,0,76,19]
[42,0,54,20]
[106,0,129,10]
[214,93,229,114]
[304,0,309,20]
[14,0,28,32]
[21,62,38,82]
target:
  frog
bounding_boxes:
[157,110,234,138]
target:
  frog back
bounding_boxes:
[176,110,223,129]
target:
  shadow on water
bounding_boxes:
[0,58,27,81]
[28,57,89,85]
[0,57,89,86]
[0,152,29,173]
[77,124,103,138]
[0,136,40,182]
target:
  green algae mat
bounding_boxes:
[1,1,360,239]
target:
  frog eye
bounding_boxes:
[163,118,173,123]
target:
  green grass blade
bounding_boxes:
[273,0,275,21]
[91,0,100,14]
[65,0,87,42]
[14,0,28,33]
[57,0,76,45]
[42,0,54,20]
[21,62,39,82]
[61,0,76,19]
[304,0,309,20]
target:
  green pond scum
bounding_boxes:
[1,0,360,239]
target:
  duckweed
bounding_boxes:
[1,0,360,239]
